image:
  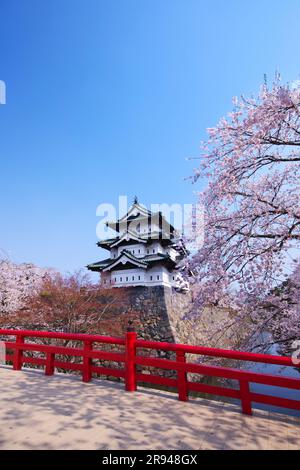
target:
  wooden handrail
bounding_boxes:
[0,328,299,416]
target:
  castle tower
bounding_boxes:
[87,199,186,288]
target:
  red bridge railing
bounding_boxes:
[0,328,299,416]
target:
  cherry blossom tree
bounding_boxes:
[0,257,49,315]
[266,261,300,354]
[2,270,137,337]
[188,75,300,353]
[0,269,139,373]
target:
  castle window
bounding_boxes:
[152,249,155,253]
[114,277,117,282]
[132,276,134,281]
[157,275,159,280]
[138,249,140,253]
[133,250,135,254]
[172,276,175,280]
[147,249,149,254]
[150,276,153,281]
[120,277,122,282]
[138,276,141,280]
[126,277,128,282]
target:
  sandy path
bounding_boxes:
[0,366,299,450]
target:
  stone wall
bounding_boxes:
[119,284,238,386]
[119,286,190,378]
[123,286,192,344]
[123,286,234,348]
[121,286,239,380]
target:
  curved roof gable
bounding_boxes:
[102,250,148,272]
[118,202,151,223]
[110,230,147,248]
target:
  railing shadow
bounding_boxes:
[0,365,299,450]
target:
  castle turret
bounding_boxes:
[87,200,186,288]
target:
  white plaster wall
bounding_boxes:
[100,272,111,286]
[100,266,177,288]
[167,247,178,261]
[115,242,167,258]
[145,265,172,286]
[117,244,146,257]
[144,242,166,256]
[111,268,146,286]
[110,248,118,259]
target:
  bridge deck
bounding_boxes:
[0,366,299,450]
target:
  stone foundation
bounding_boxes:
[118,286,239,381]
[123,286,192,343]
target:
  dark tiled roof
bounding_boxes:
[97,238,118,246]
[86,258,112,270]
[97,230,174,249]
[87,250,177,272]
[106,204,175,233]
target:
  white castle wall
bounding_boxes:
[101,265,176,288]
[110,242,167,259]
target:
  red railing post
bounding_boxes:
[83,341,93,383]
[13,334,24,371]
[45,352,55,376]
[176,351,188,401]
[125,324,137,392]
[239,379,252,415]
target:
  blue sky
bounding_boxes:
[0,0,299,274]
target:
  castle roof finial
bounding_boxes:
[133,195,139,205]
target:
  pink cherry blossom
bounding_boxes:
[186,76,300,354]
[0,257,50,315]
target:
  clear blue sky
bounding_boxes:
[0,0,299,274]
